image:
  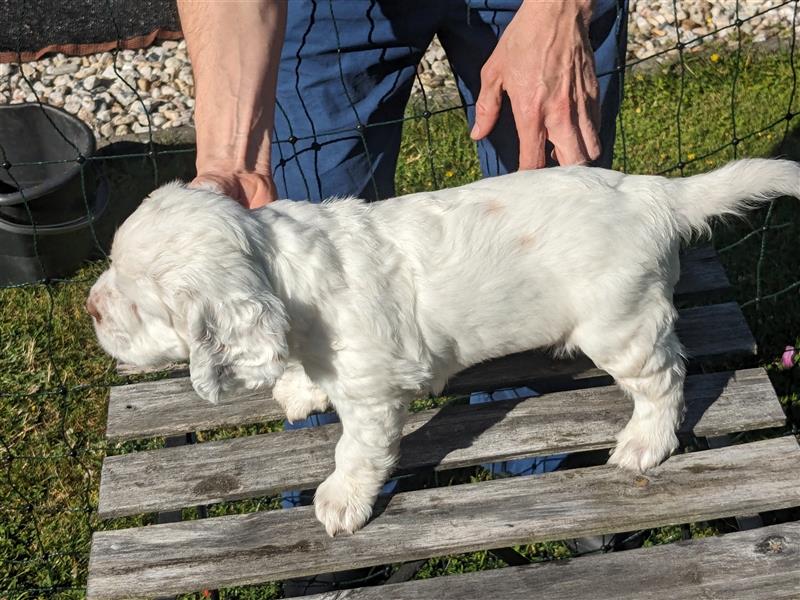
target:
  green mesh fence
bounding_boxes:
[1,1,799,598]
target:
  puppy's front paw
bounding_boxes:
[314,471,375,537]
[272,369,330,423]
[608,419,679,473]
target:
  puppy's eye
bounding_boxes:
[131,303,141,320]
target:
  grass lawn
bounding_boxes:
[1,39,799,599]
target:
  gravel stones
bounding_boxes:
[1,2,798,140]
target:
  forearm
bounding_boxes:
[505,0,596,82]
[178,0,287,179]
[515,0,594,25]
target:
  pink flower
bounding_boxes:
[781,346,796,369]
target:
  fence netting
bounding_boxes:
[1,0,799,598]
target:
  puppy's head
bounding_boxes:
[88,182,289,403]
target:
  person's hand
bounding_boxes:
[470,0,600,169]
[178,0,286,210]
[189,172,277,209]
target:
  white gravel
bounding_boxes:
[1,0,798,141]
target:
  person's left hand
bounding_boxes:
[470,0,601,169]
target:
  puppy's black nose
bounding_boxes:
[86,296,102,323]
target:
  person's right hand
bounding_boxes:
[178,0,286,210]
[190,172,278,209]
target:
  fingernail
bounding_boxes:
[470,123,481,139]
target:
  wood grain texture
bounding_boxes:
[675,302,757,360]
[305,522,800,600]
[86,437,800,599]
[105,378,284,442]
[98,369,784,519]
[116,362,188,378]
[673,245,730,300]
[106,302,756,442]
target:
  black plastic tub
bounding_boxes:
[0,103,108,285]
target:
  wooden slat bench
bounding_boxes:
[87,247,799,599]
[304,522,800,600]
[97,368,781,519]
[90,438,800,598]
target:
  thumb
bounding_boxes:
[243,176,278,209]
[470,72,503,141]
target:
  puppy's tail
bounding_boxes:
[669,158,800,239]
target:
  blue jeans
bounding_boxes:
[277,0,628,507]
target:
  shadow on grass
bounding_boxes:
[89,138,197,257]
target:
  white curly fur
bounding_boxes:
[88,158,800,536]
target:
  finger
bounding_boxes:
[575,58,602,162]
[547,120,589,166]
[509,94,547,170]
[545,79,591,166]
[574,104,601,164]
[244,176,278,209]
[190,173,277,208]
[546,97,589,166]
[190,175,233,196]
[575,103,601,164]
[470,65,503,141]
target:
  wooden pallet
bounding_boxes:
[303,522,800,600]
[87,247,799,599]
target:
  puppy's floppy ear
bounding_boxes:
[186,292,289,403]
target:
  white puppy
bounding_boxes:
[88,158,799,536]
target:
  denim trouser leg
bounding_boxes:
[271,0,443,203]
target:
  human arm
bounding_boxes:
[177,0,287,208]
[469,0,600,170]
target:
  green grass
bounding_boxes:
[2,40,800,598]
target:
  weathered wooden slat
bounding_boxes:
[676,301,757,359]
[305,522,800,600]
[107,301,756,442]
[98,368,783,519]
[105,378,282,442]
[87,437,800,600]
[674,245,730,300]
[116,361,188,378]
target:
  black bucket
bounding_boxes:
[0,103,109,285]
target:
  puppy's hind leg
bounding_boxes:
[578,315,687,473]
[272,361,331,423]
